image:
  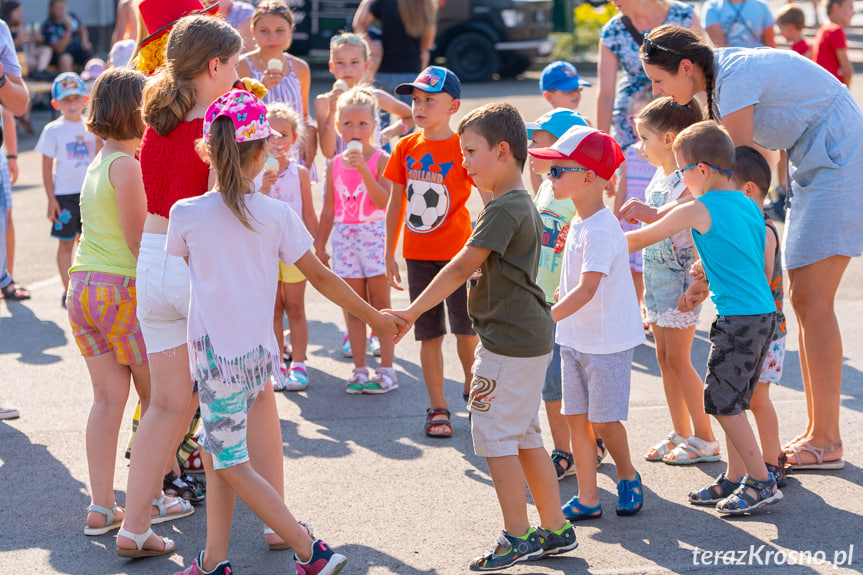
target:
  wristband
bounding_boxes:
[6,154,16,160]
[400,121,409,133]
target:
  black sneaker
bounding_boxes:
[534,521,578,558]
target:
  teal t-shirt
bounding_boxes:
[533,179,577,304]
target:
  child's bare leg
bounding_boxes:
[486,455,531,539]
[456,333,478,396]
[664,325,715,441]
[724,429,746,481]
[546,400,571,452]
[366,275,393,367]
[750,383,782,464]
[631,270,645,318]
[283,281,308,363]
[84,354,131,528]
[57,239,76,291]
[273,282,286,359]
[246,382,288,544]
[593,421,636,481]
[421,336,445,405]
[714,413,769,481]
[519,447,567,530]
[566,414,598,506]
[345,278,369,369]
[652,326,692,438]
[198,449,236,569]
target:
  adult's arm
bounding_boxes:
[419,25,436,69]
[596,43,618,135]
[352,0,375,35]
[705,24,727,47]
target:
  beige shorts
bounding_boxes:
[467,343,551,458]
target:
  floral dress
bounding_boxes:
[600,2,694,150]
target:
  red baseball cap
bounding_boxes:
[529,125,624,181]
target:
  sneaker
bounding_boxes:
[285,365,309,391]
[272,366,288,391]
[294,539,347,575]
[0,399,20,420]
[616,471,643,516]
[368,333,381,356]
[470,529,543,571]
[174,550,232,575]
[341,333,352,358]
[534,521,578,558]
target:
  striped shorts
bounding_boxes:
[67,271,148,365]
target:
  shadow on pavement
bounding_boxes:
[0,300,67,364]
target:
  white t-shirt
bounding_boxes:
[556,208,645,355]
[166,191,313,374]
[35,117,98,196]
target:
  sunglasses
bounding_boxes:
[675,162,733,179]
[331,33,363,46]
[548,166,589,179]
[642,35,686,58]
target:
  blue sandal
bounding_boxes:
[689,473,740,506]
[717,474,783,515]
[616,472,643,516]
[562,496,602,521]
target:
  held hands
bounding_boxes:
[381,309,414,344]
[386,258,403,291]
[372,310,410,340]
[315,245,330,267]
[619,198,659,225]
[678,280,709,312]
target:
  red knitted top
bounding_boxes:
[141,119,210,218]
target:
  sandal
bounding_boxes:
[346,367,368,394]
[364,367,398,394]
[116,527,175,558]
[264,520,313,551]
[561,497,602,521]
[1,280,31,301]
[284,365,309,391]
[150,493,194,524]
[84,503,123,536]
[425,407,452,438]
[616,472,643,516]
[163,470,205,504]
[663,435,721,465]
[645,432,686,462]
[716,474,783,515]
[551,449,576,480]
[785,440,844,470]
[689,473,740,506]
[766,452,790,487]
[596,438,608,467]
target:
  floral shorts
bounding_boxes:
[331,220,386,279]
[759,336,785,385]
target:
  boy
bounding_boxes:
[813,0,854,86]
[384,66,478,438]
[529,126,644,521]
[627,121,783,514]
[680,146,790,485]
[36,72,99,308]
[776,4,811,58]
[701,0,776,48]
[392,102,575,571]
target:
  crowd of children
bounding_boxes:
[7,0,861,572]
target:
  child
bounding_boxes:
[167,90,402,575]
[392,103,576,571]
[532,61,592,194]
[384,66,479,437]
[525,107,593,480]
[65,68,164,538]
[530,126,645,522]
[43,0,94,73]
[776,4,811,58]
[701,0,776,48]
[680,146,790,485]
[315,32,413,159]
[257,102,317,391]
[813,0,854,86]
[237,0,317,177]
[619,97,719,465]
[317,87,397,394]
[36,72,100,308]
[627,121,782,514]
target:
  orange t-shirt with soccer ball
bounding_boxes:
[384,131,474,261]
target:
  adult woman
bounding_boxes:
[596,0,704,151]
[640,24,861,470]
[353,0,437,99]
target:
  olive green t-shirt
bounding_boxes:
[466,189,553,357]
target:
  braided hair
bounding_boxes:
[639,25,717,120]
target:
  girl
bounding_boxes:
[168,89,401,575]
[257,102,318,391]
[316,87,397,394]
[639,24,862,471]
[315,32,413,160]
[236,0,317,179]
[65,68,163,538]
[620,96,719,464]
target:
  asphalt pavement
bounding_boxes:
[0,74,861,575]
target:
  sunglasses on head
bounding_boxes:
[548,166,589,179]
[642,35,686,58]
[331,33,363,46]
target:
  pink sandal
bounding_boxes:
[785,440,844,470]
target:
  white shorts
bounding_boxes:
[135,233,191,353]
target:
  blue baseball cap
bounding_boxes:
[395,66,461,99]
[526,108,590,139]
[540,61,591,92]
[52,72,88,101]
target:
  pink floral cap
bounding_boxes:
[204,90,272,144]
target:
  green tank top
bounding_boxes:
[70,151,139,278]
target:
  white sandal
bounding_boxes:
[346,367,369,394]
[264,520,314,551]
[364,367,399,394]
[645,432,686,462]
[84,503,123,536]
[150,492,194,524]
[116,527,175,558]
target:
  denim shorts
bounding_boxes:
[643,244,700,328]
[135,233,191,353]
[541,327,563,402]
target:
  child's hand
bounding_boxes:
[383,309,414,344]
[619,198,659,224]
[554,286,560,302]
[46,197,61,223]
[315,246,330,267]
[678,285,709,312]
[689,260,705,281]
[373,310,409,341]
[342,148,366,171]
[260,170,278,194]
[261,68,284,90]
[386,258,403,291]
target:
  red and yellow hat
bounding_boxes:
[136,0,220,75]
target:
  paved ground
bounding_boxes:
[1,73,862,575]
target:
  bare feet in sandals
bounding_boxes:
[785,440,844,470]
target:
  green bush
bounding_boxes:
[551,3,618,60]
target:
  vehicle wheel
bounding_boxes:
[444,32,498,82]
[498,53,531,78]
